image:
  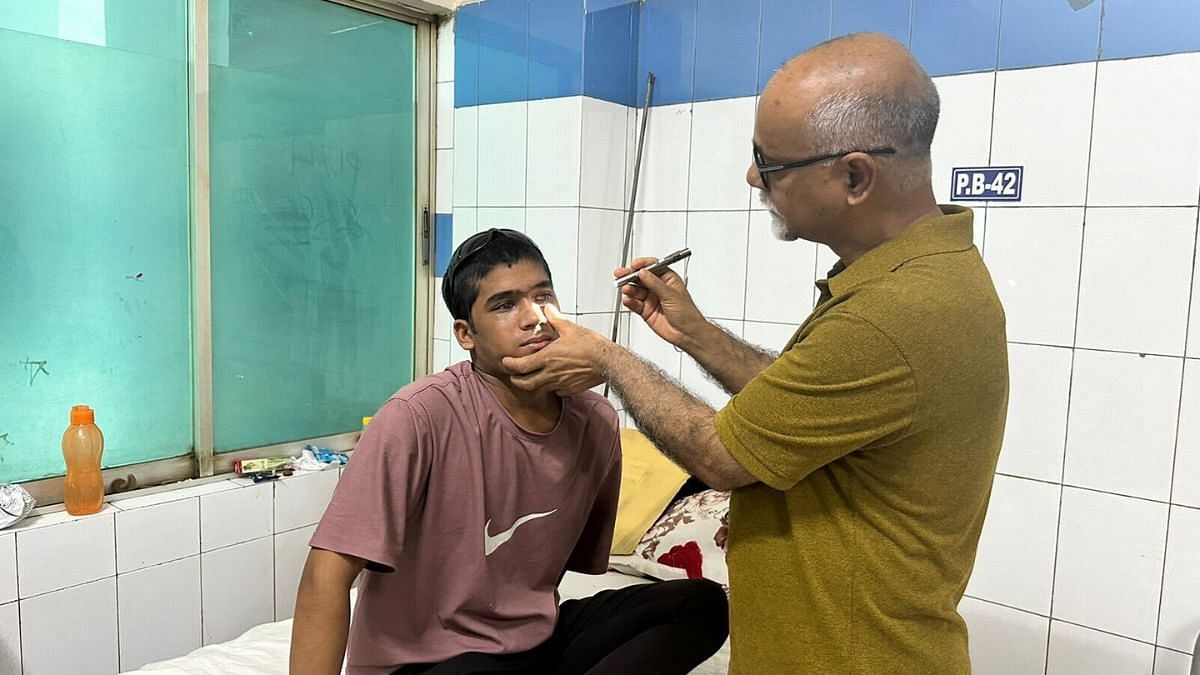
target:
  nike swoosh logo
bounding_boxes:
[484,509,558,556]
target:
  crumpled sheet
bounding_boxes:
[132,571,729,674]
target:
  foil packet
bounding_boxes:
[0,484,36,530]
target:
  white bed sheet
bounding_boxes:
[132,571,729,674]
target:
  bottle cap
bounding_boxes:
[70,405,94,425]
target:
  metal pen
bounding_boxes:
[613,248,692,287]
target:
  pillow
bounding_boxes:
[610,428,690,554]
[611,489,730,587]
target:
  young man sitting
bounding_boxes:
[290,228,728,675]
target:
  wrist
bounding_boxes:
[677,318,718,354]
[593,335,622,375]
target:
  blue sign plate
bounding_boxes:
[950,166,1023,202]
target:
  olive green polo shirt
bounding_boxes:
[714,206,1009,674]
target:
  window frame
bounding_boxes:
[21,0,440,506]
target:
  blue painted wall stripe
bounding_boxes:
[911,0,1001,77]
[1101,0,1200,60]
[435,213,453,277]
[477,0,529,105]
[758,0,831,93]
[454,2,480,107]
[636,0,698,106]
[529,0,585,100]
[584,1,639,106]
[455,0,1200,108]
[831,0,911,47]
[998,0,1101,70]
[694,0,759,102]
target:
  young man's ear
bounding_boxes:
[453,318,475,352]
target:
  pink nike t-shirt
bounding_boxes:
[310,362,622,674]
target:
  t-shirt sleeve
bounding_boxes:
[566,430,622,574]
[714,311,917,491]
[309,398,430,573]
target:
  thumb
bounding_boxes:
[543,303,574,330]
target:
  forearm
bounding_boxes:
[680,321,776,395]
[600,344,755,490]
[290,560,355,674]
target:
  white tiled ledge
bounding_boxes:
[0,465,347,673]
[9,463,348,528]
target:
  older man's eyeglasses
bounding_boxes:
[752,144,896,190]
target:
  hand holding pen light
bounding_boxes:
[613,248,692,288]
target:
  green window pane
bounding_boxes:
[209,0,417,452]
[0,2,192,482]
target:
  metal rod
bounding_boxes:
[605,72,655,400]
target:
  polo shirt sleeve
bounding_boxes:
[309,398,431,573]
[714,311,917,491]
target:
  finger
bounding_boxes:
[620,284,649,302]
[621,295,644,314]
[543,303,574,329]
[636,267,679,297]
[614,257,660,278]
[508,372,544,391]
[501,353,543,375]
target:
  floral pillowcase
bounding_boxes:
[611,490,730,588]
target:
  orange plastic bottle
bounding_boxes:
[62,405,105,515]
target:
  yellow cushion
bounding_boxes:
[610,427,690,555]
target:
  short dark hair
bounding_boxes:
[442,228,553,324]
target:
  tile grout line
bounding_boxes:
[272,484,279,621]
[907,0,915,48]
[741,0,765,327]
[198,494,206,647]
[1152,156,1200,660]
[1042,7,1106,668]
[969,592,1195,655]
[12,532,20,672]
[575,97,587,313]
[977,0,1007,259]
[113,511,121,671]
[1007,340,1197,361]
[995,472,1200,510]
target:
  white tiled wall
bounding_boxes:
[118,556,201,670]
[443,29,1200,671]
[0,602,18,675]
[951,55,1200,674]
[0,469,343,673]
[21,577,119,674]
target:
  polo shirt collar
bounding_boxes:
[821,205,975,299]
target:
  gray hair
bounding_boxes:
[808,83,939,156]
[806,79,940,188]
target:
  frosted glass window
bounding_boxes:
[209,0,417,451]
[0,1,192,482]
[0,0,420,484]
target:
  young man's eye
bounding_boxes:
[494,302,514,311]
[536,293,555,302]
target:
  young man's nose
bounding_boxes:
[518,300,541,330]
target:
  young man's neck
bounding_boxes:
[472,363,562,434]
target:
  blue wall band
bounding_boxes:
[455,0,1200,108]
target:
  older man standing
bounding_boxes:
[505,33,1008,674]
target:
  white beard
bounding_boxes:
[760,193,799,241]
